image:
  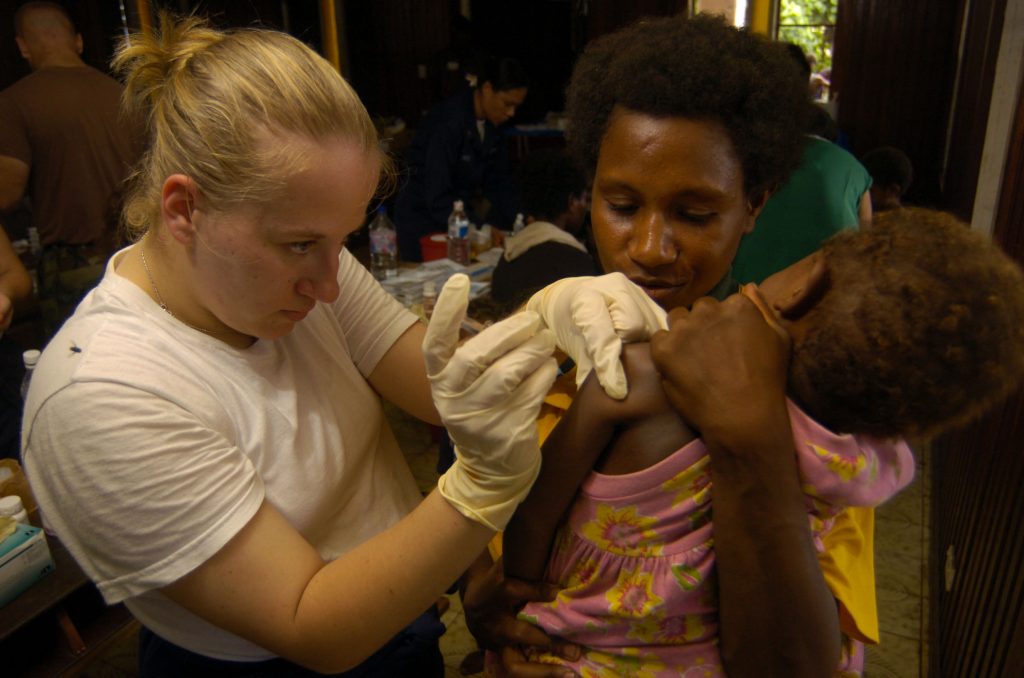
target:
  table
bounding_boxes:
[0,535,134,676]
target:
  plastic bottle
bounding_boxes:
[368,206,399,280]
[447,200,471,265]
[512,213,526,234]
[0,495,29,525]
[20,349,40,402]
[421,280,437,320]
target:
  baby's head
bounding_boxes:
[767,208,1024,439]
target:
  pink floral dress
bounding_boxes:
[518,400,914,677]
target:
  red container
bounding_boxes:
[420,233,448,261]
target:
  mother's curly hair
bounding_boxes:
[564,13,810,197]
[790,208,1024,439]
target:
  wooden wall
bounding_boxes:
[932,379,1024,674]
[831,0,964,207]
[343,0,453,127]
[931,47,1024,678]
[579,0,688,44]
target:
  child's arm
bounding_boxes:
[502,370,616,581]
[504,343,684,582]
[789,402,916,509]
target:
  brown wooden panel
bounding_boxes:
[583,0,688,43]
[344,0,453,125]
[832,0,963,206]
[933,390,1024,677]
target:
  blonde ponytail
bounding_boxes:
[113,12,390,239]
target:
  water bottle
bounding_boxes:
[447,200,471,265]
[368,206,398,280]
[21,349,40,402]
[512,213,526,234]
[422,280,437,320]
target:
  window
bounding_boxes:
[777,0,837,101]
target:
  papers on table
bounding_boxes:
[379,254,497,308]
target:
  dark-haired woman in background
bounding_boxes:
[395,57,528,261]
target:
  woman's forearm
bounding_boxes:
[164,491,493,674]
[708,433,841,677]
[649,294,839,674]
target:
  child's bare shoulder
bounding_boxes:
[577,343,673,423]
[621,342,674,411]
[597,343,696,474]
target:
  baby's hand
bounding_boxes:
[462,558,579,677]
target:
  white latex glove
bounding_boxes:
[525,273,667,399]
[424,274,558,531]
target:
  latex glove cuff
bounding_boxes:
[438,450,542,531]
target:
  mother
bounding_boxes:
[474,14,886,677]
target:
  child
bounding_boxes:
[862,146,914,213]
[504,208,1024,676]
[490,149,597,308]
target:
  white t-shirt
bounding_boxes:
[22,247,423,661]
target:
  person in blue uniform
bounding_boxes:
[395,57,528,261]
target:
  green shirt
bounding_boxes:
[731,136,871,284]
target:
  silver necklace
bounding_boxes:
[139,242,214,336]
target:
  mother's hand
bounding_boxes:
[526,273,667,400]
[649,288,791,449]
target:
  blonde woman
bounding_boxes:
[20,14,660,677]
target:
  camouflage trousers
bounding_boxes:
[37,242,109,338]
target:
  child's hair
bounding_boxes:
[861,147,914,196]
[564,13,809,197]
[515,150,586,223]
[113,12,390,239]
[790,208,1024,439]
